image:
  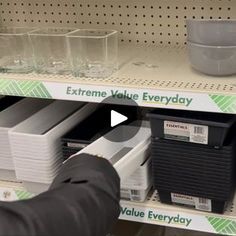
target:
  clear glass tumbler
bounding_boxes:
[67,29,118,78]
[29,28,76,75]
[0,27,35,73]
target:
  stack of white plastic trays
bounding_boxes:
[0,98,52,181]
[120,156,152,202]
[77,124,152,202]
[9,100,97,193]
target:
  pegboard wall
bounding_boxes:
[0,0,235,46]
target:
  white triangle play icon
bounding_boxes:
[111,110,128,127]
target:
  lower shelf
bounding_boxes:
[0,180,235,236]
[121,191,236,236]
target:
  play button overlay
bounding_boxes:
[100,95,142,142]
[111,110,128,127]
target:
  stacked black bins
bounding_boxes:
[61,104,140,161]
[0,96,23,112]
[147,109,236,213]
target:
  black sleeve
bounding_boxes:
[0,154,121,236]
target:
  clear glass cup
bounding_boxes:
[0,27,36,73]
[29,28,77,75]
[67,29,118,78]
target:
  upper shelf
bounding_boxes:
[0,45,236,114]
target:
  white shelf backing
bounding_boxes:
[0,180,235,235]
[0,0,235,47]
[0,46,236,113]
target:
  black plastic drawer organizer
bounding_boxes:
[148,109,236,214]
[148,109,235,147]
[62,104,139,160]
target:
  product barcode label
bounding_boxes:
[121,189,142,202]
[198,198,207,204]
[194,126,204,134]
[131,190,141,201]
[171,193,195,206]
[121,189,141,201]
[120,189,131,200]
[171,193,212,212]
[131,196,141,201]
[164,121,208,145]
[164,121,190,142]
[131,190,139,195]
[190,125,208,145]
[195,198,212,212]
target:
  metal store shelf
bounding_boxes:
[0,1,236,235]
[0,180,235,235]
[0,45,235,113]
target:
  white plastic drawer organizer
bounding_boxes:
[120,157,152,202]
[77,125,151,187]
[121,157,151,190]
[0,98,52,181]
[9,100,97,188]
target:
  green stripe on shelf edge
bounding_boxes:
[207,216,236,235]
[210,95,236,113]
[0,79,52,98]
[15,190,34,200]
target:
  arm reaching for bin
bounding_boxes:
[0,154,121,236]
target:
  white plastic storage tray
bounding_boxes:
[23,124,150,193]
[22,181,50,194]
[9,101,97,184]
[0,169,17,182]
[121,157,152,190]
[0,98,52,173]
[77,125,151,182]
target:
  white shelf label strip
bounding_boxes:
[120,202,236,235]
[1,78,236,113]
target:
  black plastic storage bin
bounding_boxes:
[0,96,23,112]
[147,109,236,146]
[152,137,236,214]
[62,146,82,161]
[61,104,140,160]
